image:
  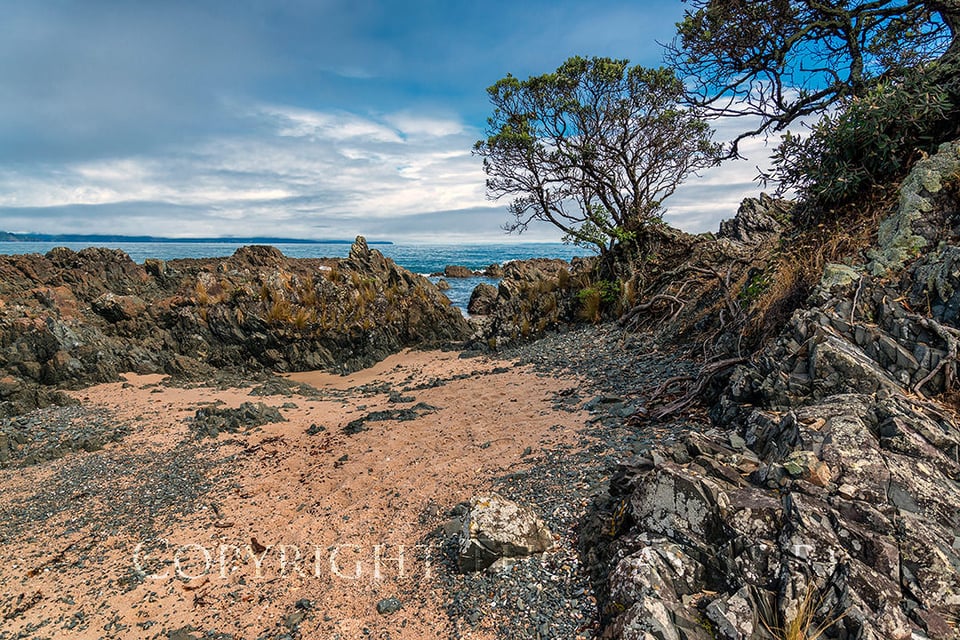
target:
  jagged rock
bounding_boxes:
[458,493,554,572]
[476,258,589,345]
[190,401,286,439]
[810,334,901,396]
[92,292,147,322]
[820,263,862,290]
[595,140,960,640]
[705,587,756,640]
[867,140,960,275]
[443,265,475,278]
[483,263,504,277]
[0,237,471,416]
[33,285,79,318]
[435,278,451,291]
[467,283,498,315]
[718,193,790,244]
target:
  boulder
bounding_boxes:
[483,263,504,278]
[467,283,498,315]
[443,265,475,278]
[92,293,148,322]
[458,493,554,572]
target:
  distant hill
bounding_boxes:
[0,232,392,245]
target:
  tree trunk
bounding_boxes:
[931,0,960,57]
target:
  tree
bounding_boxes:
[474,56,721,255]
[667,0,960,156]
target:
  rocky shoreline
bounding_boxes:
[0,238,469,418]
[2,141,960,639]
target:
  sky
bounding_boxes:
[0,0,774,243]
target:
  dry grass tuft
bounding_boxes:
[761,585,849,640]
[747,186,896,343]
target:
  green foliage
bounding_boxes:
[475,56,721,255]
[577,279,621,322]
[668,0,958,154]
[769,63,960,207]
[739,271,772,305]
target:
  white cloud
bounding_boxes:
[0,99,801,241]
[384,112,466,138]
[262,105,403,143]
[0,104,502,240]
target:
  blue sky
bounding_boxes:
[0,1,769,242]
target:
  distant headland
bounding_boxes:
[0,232,392,245]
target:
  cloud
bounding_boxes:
[0,106,504,240]
[263,106,403,143]
[0,101,778,241]
[0,1,780,242]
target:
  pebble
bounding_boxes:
[376,597,403,615]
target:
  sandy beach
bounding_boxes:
[0,347,601,640]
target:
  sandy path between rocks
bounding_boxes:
[0,349,589,640]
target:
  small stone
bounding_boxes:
[376,597,402,615]
[807,461,833,487]
[728,433,746,450]
[837,483,858,501]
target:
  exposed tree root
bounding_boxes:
[634,356,747,422]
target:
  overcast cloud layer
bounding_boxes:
[0,1,771,242]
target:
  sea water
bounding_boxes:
[0,241,592,312]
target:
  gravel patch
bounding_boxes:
[0,406,128,469]
[434,323,706,639]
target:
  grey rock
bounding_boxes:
[867,140,960,275]
[458,493,554,572]
[820,263,861,290]
[717,193,790,244]
[375,597,402,615]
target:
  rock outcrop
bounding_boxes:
[473,258,593,345]
[718,193,791,244]
[467,282,498,316]
[589,142,960,639]
[0,237,470,416]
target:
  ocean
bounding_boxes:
[0,241,592,312]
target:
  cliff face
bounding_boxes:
[0,237,470,416]
[591,142,960,639]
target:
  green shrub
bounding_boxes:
[770,63,960,210]
[577,279,621,322]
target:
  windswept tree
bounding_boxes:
[667,0,960,156]
[474,56,721,256]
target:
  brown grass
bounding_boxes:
[266,299,292,325]
[763,586,849,640]
[747,185,896,343]
[194,280,210,306]
[578,290,602,323]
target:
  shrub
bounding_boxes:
[577,280,619,322]
[770,63,960,211]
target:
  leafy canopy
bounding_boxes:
[474,56,721,255]
[667,0,960,155]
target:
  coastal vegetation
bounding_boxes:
[474,57,721,257]
[4,2,960,639]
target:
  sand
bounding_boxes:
[0,349,590,639]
